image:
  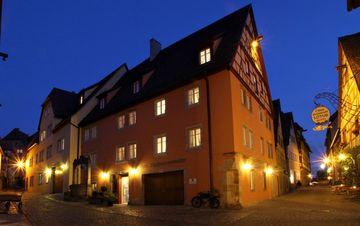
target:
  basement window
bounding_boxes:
[200,48,211,64]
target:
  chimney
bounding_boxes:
[150,38,161,61]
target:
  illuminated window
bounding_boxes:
[118,115,125,129]
[200,48,211,64]
[129,111,137,125]
[155,99,166,116]
[128,143,137,159]
[155,135,167,154]
[91,127,97,138]
[133,80,141,94]
[84,129,90,141]
[99,98,106,109]
[188,87,200,106]
[250,170,255,191]
[188,127,201,148]
[40,130,46,142]
[116,146,125,161]
[80,95,84,104]
[16,149,23,154]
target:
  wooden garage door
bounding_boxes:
[144,171,184,205]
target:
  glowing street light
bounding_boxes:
[99,171,110,181]
[307,173,313,179]
[320,163,326,170]
[338,153,347,161]
[242,162,253,171]
[265,167,274,175]
[15,159,25,171]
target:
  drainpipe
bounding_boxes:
[205,77,214,192]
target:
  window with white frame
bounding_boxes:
[40,130,46,142]
[188,87,200,106]
[188,127,201,148]
[250,170,255,191]
[129,111,137,125]
[133,80,141,94]
[91,127,97,138]
[155,135,167,154]
[84,129,90,141]
[260,137,264,155]
[61,138,65,150]
[155,99,166,116]
[118,115,125,129]
[249,130,254,149]
[116,146,125,161]
[246,94,252,111]
[128,143,137,159]
[99,98,106,109]
[200,48,211,64]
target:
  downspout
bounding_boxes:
[205,76,214,192]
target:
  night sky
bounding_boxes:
[0,1,359,172]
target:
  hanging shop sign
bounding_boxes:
[311,106,330,124]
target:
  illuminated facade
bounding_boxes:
[338,32,360,151]
[79,5,278,207]
[25,66,128,194]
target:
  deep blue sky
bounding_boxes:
[0,1,359,171]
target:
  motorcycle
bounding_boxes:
[191,191,220,208]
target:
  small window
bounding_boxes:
[118,115,125,129]
[46,146,52,159]
[116,146,125,161]
[40,130,46,142]
[155,135,167,154]
[39,150,44,162]
[259,109,263,122]
[30,176,34,187]
[84,129,90,141]
[246,94,252,112]
[80,95,84,104]
[200,48,211,64]
[38,173,43,185]
[129,111,137,126]
[128,143,137,159]
[250,170,255,191]
[90,153,96,168]
[242,126,248,147]
[241,89,245,105]
[91,127,97,139]
[29,157,33,167]
[267,142,273,158]
[99,98,106,109]
[61,138,65,150]
[263,172,267,190]
[249,130,254,149]
[133,80,141,94]
[188,87,200,106]
[155,99,166,116]
[188,127,201,149]
[260,137,264,155]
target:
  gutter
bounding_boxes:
[205,76,214,192]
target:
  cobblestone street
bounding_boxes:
[7,185,357,226]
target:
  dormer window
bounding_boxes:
[99,98,106,109]
[133,80,141,94]
[200,48,211,65]
[80,95,84,104]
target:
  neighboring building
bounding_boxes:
[325,111,341,182]
[347,0,360,11]
[281,112,301,188]
[79,5,277,207]
[25,64,127,194]
[0,128,29,189]
[294,123,312,186]
[338,32,360,151]
[272,99,290,195]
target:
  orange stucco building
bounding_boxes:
[79,5,278,207]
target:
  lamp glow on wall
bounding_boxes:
[60,163,68,171]
[265,167,273,175]
[242,162,253,171]
[99,171,110,181]
[129,167,140,176]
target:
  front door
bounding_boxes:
[121,176,129,204]
[53,174,63,193]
